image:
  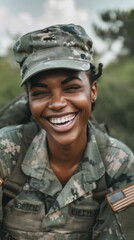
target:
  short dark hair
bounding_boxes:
[89,62,103,83]
[87,63,103,111]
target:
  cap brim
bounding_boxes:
[21,59,90,86]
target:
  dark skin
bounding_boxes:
[48,129,87,185]
[27,69,97,185]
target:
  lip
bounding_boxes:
[46,112,78,133]
[46,112,76,118]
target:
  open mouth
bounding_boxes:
[48,113,76,126]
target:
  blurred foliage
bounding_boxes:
[94,56,134,152]
[92,8,134,151]
[0,56,23,107]
[93,9,134,56]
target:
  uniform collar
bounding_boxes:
[80,121,105,181]
[22,122,105,194]
[22,129,49,179]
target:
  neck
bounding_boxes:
[47,131,87,167]
[46,129,87,185]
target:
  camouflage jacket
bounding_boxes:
[0,122,134,240]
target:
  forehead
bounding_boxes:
[27,69,84,85]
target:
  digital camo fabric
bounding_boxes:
[0,94,31,129]
[0,122,134,239]
[13,24,93,85]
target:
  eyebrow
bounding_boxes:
[29,75,82,89]
[61,75,82,84]
[29,82,47,89]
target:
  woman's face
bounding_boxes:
[28,69,97,145]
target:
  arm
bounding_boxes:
[93,138,134,240]
[0,126,23,236]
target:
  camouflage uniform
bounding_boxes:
[0,24,134,239]
[0,122,134,240]
[0,94,31,129]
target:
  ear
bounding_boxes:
[90,81,98,103]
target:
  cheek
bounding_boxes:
[72,91,91,108]
[79,91,92,115]
[29,98,45,118]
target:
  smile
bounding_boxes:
[48,113,76,126]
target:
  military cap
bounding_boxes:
[13,23,93,85]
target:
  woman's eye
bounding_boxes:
[31,91,49,97]
[65,85,81,91]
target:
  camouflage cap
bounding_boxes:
[13,23,93,85]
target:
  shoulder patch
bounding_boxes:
[106,184,134,212]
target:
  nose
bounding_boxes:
[48,92,67,110]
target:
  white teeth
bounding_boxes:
[49,114,76,124]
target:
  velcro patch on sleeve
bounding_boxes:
[106,184,134,212]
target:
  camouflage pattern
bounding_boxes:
[13,24,93,85]
[0,94,31,129]
[0,122,134,239]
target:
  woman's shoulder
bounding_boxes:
[0,121,39,143]
[0,124,24,178]
[0,122,39,179]
[0,124,24,149]
[104,135,134,187]
[107,135,133,157]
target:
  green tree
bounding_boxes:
[94,57,134,152]
[93,9,134,56]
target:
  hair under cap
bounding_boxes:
[13,23,94,85]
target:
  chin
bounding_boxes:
[51,129,84,146]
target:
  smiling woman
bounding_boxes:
[0,23,134,240]
[27,69,95,147]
